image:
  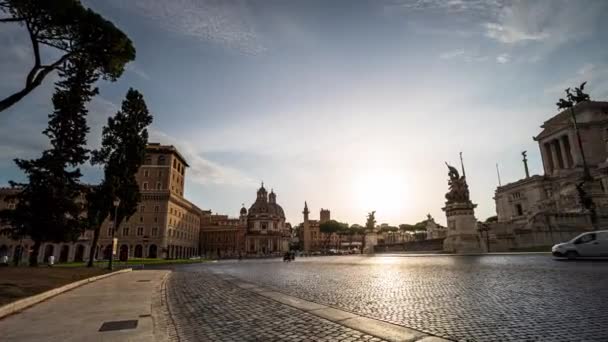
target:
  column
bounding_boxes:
[562,135,574,167]
[569,132,583,167]
[550,140,561,173]
[558,137,570,169]
[543,142,554,174]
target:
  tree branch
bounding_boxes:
[0,53,72,112]
[25,19,41,86]
[0,17,26,22]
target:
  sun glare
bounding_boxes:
[352,168,405,220]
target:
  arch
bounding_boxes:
[119,245,129,261]
[74,244,85,262]
[59,245,70,263]
[134,245,143,258]
[44,244,55,262]
[149,244,158,258]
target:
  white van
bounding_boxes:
[552,230,608,259]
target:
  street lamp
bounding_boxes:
[108,198,120,271]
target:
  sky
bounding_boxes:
[1,0,608,226]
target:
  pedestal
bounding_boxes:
[364,233,377,254]
[442,201,483,253]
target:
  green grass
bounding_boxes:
[55,258,210,268]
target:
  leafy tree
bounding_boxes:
[319,220,348,249]
[0,0,135,112]
[86,89,152,266]
[0,59,96,266]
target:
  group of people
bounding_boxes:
[283,251,296,262]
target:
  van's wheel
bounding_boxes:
[565,251,579,260]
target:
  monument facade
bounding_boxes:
[442,161,483,253]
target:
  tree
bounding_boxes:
[319,220,348,250]
[0,0,135,112]
[86,89,152,266]
[0,59,96,266]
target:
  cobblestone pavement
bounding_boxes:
[167,268,388,342]
[190,255,608,342]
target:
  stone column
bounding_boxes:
[542,142,554,174]
[558,137,570,169]
[569,132,583,167]
[550,140,561,173]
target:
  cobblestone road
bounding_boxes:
[194,255,608,342]
[167,268,388,342]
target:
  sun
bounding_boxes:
[352,168,405,219]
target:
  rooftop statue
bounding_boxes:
[366,211,376,230]
[445,162,470,204]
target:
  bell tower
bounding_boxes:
[302,201,311,252]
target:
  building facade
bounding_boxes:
[245,185,290,255]
[0,143,205,264]
[200,210,247,258]
[490,101,608,250]
[300,203,342,252]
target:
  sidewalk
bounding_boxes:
[0,270,170,342]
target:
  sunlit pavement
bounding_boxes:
[167,255,608,342]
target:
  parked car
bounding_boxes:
[552,230,608,259]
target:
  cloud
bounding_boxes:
[125,62,150,81]
[438,49,488,63]
[439,49,465,60]
[544,64,608,98]
[104,0,266,55]
[484,22,549,44]
[496,53,510,64]
[148,128,255,187]
[483,1,606,46]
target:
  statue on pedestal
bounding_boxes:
[365,211,376,231]
[445,162,470,204]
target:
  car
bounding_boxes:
[552,230,608,259]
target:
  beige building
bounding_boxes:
[490,101,608,250]
[245,184,290,255]
[300,203,341,251]
[0,143,206,264]
[200,209,247,258]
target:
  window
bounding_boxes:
[575,233,596,244]
[144,156,152,165]
[123,227,129,236]
[173,159,177,168]
[152,227,158,236]
[158,170,163,177]
[108,227,113,237]
[158,156,166,165]
[515,204,523,216]
[144,170,149,177]
[156,182,162,190]
[140,205,145,213]
[143,182,148,190]
[154,206,159,213]
[154,217,158,223]
[139,216,144,223]
[137,227,144,236]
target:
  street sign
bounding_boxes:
[112,238,118,255]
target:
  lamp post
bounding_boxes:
[108,198,120,271]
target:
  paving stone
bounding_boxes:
[199,255,608,342]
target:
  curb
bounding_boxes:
[0,268,132,320]
[374,252,551,257]
[212,271,453,342]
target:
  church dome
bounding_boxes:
[248,185,285,219]
[240,206,247,215]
